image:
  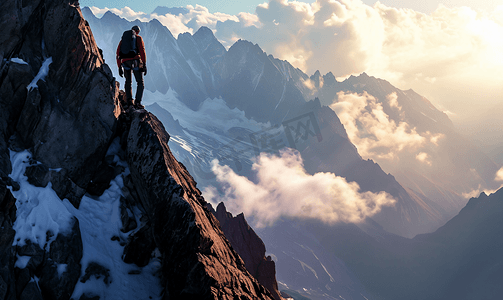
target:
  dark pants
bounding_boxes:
[123,60,144,104]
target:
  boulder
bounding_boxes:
[80,262,111,286]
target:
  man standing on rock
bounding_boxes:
[116,25,147,109]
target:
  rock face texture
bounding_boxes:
[0,0,120,206]
[210,202,283,300]
[123,110,275,300]
[0,180,16,300]
[1,0,114,299]
[0,1,280,300]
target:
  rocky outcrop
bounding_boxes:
[124,110,275,299]
[1,1,282,300]
[0,180,16,300]
[1,0,114,299]
[210,202,283,300]
[0,0,120,207]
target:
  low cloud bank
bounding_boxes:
[331,91,443,161]
[203,149,395,227]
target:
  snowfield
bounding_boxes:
[8,140,162,300]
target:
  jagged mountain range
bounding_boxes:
[82,6,499,238]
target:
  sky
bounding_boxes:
[80,0,503,160]
[80,0,503,15]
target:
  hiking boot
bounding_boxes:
[134,101,144,109]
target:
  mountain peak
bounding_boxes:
[193,25,217,42]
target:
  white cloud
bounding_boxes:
[203,149,395,228]
[151,13,193,36]
[462,167,503,198]
[495,166,503,181]
[330,91,442,160]
[462,183,503,199]
[387,92,401,109]
[416,152,432,166]
[89,6,148,20]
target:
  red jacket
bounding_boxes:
[116,35,146,68]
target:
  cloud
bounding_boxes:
[330,91,442,160]
[462,184,503,199]
[387,92,401,110]
[462,167,503,198]
[416,152,432,166]
[203,149,395,227]
[151,13,193,36]
[89,6,148,20]
[495,167,503,181]
[211,1,503,137]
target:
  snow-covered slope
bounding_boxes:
[9,145,162,300]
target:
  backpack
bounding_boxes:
[119,30,138,59]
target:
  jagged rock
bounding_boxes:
[126,110,275,299]
[0,59,32,132]
[122,223,155,267]
[0,181,16,300]
[86,162,124,196]
[14,269,31,300]
[211,202,283,300]
[15,241,44,271]
[25,164,51,187]
[11,217,82,300]
[1,1,284,299]
[119,196,137,233]
[80,262,111,286]
[19,281,43,300]
[1,0,121,198]
[0,58,32,178]
[38,218,82,300]
[23,162,85,208]
[49,169,86,208]
[0,138,10,180]
[0,277,7,300]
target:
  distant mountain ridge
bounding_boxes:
[82,8,450,237]
[81,7,503,299]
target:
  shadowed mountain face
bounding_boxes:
[0,1,282,299]
[307,189,503,300]
[309,72,500,220]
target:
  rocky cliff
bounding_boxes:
[209,202,282,300]
[0,1,280,299]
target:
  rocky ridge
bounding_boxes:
[0,1,281,299]
[209,202,282,300]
